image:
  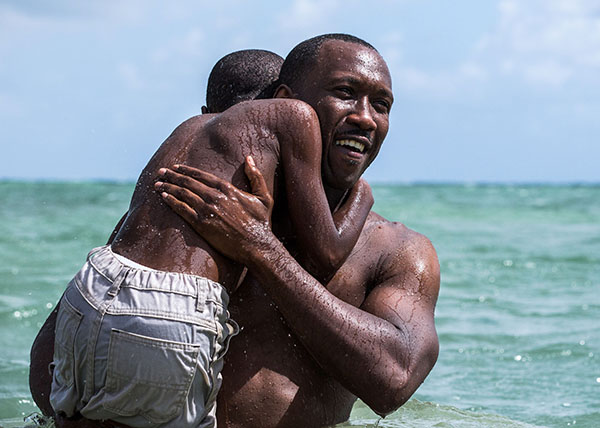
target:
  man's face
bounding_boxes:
[294,40,393,190]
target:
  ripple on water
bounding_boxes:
[334,399,543,427]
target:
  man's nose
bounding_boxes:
[347,97,377,131]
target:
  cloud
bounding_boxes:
[150,27,206,64]
[116,62,144,90]
[391,63,488,98]
[277,0,343,31]
[387,0,600,97]
[476,0,600,86]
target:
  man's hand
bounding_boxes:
[154,156,274,265]
[155,157,439,417]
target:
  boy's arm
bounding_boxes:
[156,101,373,283]
[275,102,373,281]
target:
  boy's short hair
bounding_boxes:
[205,49,284,113]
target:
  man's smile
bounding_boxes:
[335,138,366,154]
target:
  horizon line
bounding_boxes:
[1,178,599,187]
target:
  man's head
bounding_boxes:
[276,34,393,190]
[203,49,283,114]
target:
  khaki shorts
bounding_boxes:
[50,246,238,427]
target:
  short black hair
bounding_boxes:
[205,49,284,113]
[278,34,378,90]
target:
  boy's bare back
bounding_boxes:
[111,98,322,292]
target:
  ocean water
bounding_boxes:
[0,181,598,428]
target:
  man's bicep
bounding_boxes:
[361,278,439,394]
[361,238,440,370]
[361,280,437,340]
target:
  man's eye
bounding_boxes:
[335,87,353,97]
[373,100,390,113]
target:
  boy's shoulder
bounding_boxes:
[220,98,318,128]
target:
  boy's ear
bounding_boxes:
[274,84,294,99]
[201,106,209,114]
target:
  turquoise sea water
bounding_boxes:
[0,181,598,427]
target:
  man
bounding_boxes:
[157,34,440,427]
[30,41,374,427]
[28,48,285,420]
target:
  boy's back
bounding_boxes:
[48,98,330,427]
[111,98,316,292]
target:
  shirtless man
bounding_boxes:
[30,45,374,427]
[158,34,440,427]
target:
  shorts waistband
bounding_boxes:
[85,246,228,305]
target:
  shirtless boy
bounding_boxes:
[41,48,373,427]
[29,48,284,423]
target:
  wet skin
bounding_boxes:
[30,40,439,428]
[159,40,440,427]
[111,97,372,288]
[29,90,374,425]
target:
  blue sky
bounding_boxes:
[1,0,599,183]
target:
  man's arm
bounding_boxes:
[29,305,59,416]
[156,165,439,415]
[236,225,439,415]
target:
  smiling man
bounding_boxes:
[158,34,440,428]
[29,42,375,428]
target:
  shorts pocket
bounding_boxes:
[53,296,83,388]
[102,329,200,424]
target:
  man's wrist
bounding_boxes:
[242,230,289,276]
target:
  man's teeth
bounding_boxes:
[335,139,365,153]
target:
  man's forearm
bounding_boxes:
[30,305,59,416]
[243,236,419,415]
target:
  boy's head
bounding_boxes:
[203,49,284,114]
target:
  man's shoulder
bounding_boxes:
[363,211,432,250]
[361,211,439,287]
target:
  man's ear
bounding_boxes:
[201,106,209,114]
[274,84,294,99]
